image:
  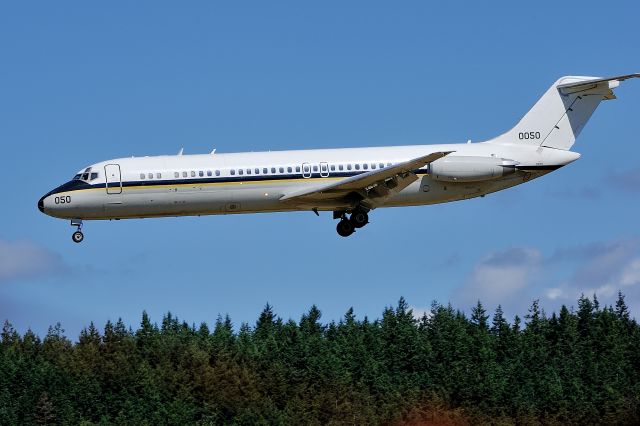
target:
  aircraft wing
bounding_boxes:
[280,151,453,207]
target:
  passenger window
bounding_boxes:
[263,168,268,174]
[174,172,179,178]
[347,164,352,170]
[182,171,187,178]
[190,171,195,177]
[279,167,284,173]
[296,166,301,173]
[255,168,260,174]
[215,170,220,176]
[140,173,145,179]
[148,173,153,179]
[207,171,212,177]
[287,166,292,173]
[230,169,235,175]
[363,164,368,170]
[355,164,360,170]
[313,165,318,172]
[379,163,384,169]
[330,165,335,171]
[157,173,162,179]
[199,171,204,177]
[303,165,310,173]
[246,169,251,175]
[271,167,276,173]
[238,169,243,175]
[387,163,392,167]
[339,164,344,171]
[371,163,376,169]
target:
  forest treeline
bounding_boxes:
[1,294,639,425]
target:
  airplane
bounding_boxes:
[38,73,639,243]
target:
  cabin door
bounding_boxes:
[104,164,122,194]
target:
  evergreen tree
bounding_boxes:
[1,294,639,424]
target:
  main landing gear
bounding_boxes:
[335,208,369,237]
[71,219,84,243]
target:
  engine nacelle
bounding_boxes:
[427,156,517,183]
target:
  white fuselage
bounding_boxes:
[38,142,580,221]
[37,74,638,241]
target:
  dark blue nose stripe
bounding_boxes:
[38,179,95,214]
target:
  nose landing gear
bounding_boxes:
[71,219,84,243]
[334,208,370,237]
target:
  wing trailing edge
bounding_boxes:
[280,151,453,207]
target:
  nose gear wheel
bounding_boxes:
[71,219,84,244]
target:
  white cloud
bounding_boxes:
[545,287,564,300]
[409,306,432,320]
[454,238,640,319]
[455,247,541,308]
[541,238,640,306]
[620,259,640,287]
[0,239,67,284]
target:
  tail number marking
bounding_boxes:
[519,131,541,140]
[54,196,71,204]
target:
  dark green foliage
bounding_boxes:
[1,295,639,425]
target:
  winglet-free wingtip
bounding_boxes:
[178,147,184,156]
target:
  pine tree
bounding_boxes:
[34,392,55,425]
[0,294,639,424]
[615,291,630,323]
[0,320,19,349]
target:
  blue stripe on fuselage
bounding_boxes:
[49,168,431,194]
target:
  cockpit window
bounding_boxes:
[72,168,98,182]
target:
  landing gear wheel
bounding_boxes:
[350,211,369,228]
[72,231,84,243]
[336,219,355,237]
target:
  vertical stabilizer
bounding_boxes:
[489,74,639,150]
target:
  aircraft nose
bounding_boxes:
[38,196,45,213]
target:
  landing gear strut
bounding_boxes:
[71,219,84,243]
[334,208,370,237]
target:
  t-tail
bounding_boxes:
[488,73,639,150]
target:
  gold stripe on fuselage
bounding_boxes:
[59,173,429,194]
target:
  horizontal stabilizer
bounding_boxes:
[557,73,640,95]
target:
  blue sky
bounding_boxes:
[1,1,639,337]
